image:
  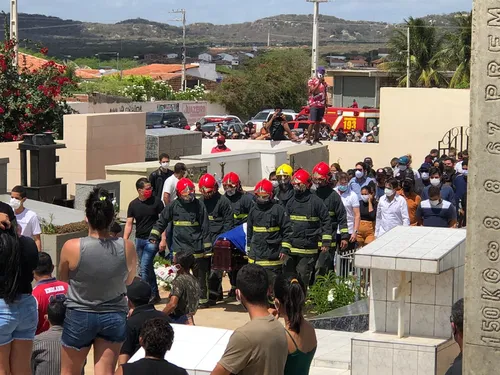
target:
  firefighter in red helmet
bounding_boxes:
[282,169,332,288]
[149,177,212,307]
[312,161,349,277]
[247,179,293,287]
[222,171,255,297]
[199,173,234,304]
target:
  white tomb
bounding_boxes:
[353,226,465,375]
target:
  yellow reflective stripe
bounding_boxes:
[290,247,318,255]
[203,243,212,248]
[319,242,337,248]
[208,215,215,220]
[253,226,280,233]
[329,211,336,217]
[248,258,284,267]
[322,235,333,240]
[204,253,213,258]
[289,215,319,222]
[234,213,248,219]
[150,229,161,236]
[282,242,292,249]
[193,253,205,259]
[173,221,199,226]
[340,228,349,233]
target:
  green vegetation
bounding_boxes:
[72,57,141,70]
[209,49,310,119]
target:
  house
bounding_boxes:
[187,63,222,82]
[329,58,347,68]
[121,63,199,79]
[217,53,235,62]
[347,59,368,68]
[166,53,178,59]
[198,53,213,62]
[17,53,64,72]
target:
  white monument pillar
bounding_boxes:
[465,2,500,373]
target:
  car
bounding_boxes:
[250,109,298,131]
[201,121,245,134]
[146,111,189,129]
[191,115,243,130]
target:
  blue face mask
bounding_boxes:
[338,185,348,193]
[463,170,468,176]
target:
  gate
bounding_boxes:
[437,126,470,156]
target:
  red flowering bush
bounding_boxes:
[0,30,77,141]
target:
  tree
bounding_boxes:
[208,49,311,119]
[436,12,472,88]
[381,17,447,88]
[0,25,77,141]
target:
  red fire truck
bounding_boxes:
[288,106,380,133]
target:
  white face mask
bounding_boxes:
[361,195,370,203]
[384,188,394,197]
[430,178,441,187]
[430,199,440,207]
[462,170,468,176]
[9,198,21,210]
[160,162,169,169]
[355,170,364,179]
[421,172,430,180]
[271,180,279,188]
[398,165,407,171]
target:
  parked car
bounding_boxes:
[146,111,188,129]
[201,121,245,135]
[250,109,298,131]
[191,115,243,130]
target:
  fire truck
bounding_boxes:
[288,106,380,134]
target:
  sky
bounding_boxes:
[3,0,472,25]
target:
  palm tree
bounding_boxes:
[381,17,447,87]
[436,12,472,88]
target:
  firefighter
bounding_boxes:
[312,161,349,277]
[222,171,255,296]
[199,173,234,304]
[247,179,293,287]
[275,163,295,207]
[282,169,332,288]
[149,178,212,307]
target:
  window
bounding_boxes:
[253,111,270,121]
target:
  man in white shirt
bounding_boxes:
[162,162,187,205]
[334,172,361,251]
[376,178,410,238]
[10,185,42,250]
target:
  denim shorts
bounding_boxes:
[61,308,127,350]
[0,294,38,346]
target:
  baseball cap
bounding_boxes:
[126,278,152,305]
[398,156,410,165]
[217,135,226,142]
[317,66,326,74]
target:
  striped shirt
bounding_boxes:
[416,199,457,228]
[31,326,63,375]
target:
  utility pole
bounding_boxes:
[406,27,411,88]
[170,9,187,91]
[267,22,271,47]
[10,0,18,67]
[307,0,328,76]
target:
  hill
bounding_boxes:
[2,12,468,58]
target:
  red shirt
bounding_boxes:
[308,77,328,108]
[211,146,231,153]
[32,278,68,335]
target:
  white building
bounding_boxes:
[198,53,213,62]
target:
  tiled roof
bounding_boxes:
[75,69,101,79]
[18,53,64,72]
[121,63,197,77]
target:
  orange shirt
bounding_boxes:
[397,189,422,225]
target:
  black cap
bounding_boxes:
[126,278,152,305]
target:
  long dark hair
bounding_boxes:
[274,273,306,334]
[0,219,21,303]
[85,188,115,231]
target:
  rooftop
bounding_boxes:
[121,63,198,78]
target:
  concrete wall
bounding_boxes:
[328,88,471,170]
[333,76,376,108]
[146,128,202,161]
[4,112,146,197]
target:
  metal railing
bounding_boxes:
[437,126,470,156]
[335,249,370,297]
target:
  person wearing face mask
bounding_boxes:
[246,179,293,289]
[222,172,255,297]
[149,153,173,200]
[363,157,376,178]
[150,178,212,308]
[9,185,42,251]
[348,162,375,200]
[211,135,232,153]
[282,169,332,288]
[416,186,457,228]
[357,186,376,247]
[162,162,187,206]
[454,158,468,227]
[394,155,423,195]
[375,178,410,238]
[199,174,234,304]
[275,164,295,208]
[419,163,432,187]
[396,177,421,226]
[421,167,456,204]
[269,171,279,197]
[311,162,349,277]
[374,169,387,201]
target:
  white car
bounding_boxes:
[250,109,298,131]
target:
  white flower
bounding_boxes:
[327,289,335,302]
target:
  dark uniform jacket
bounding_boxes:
[200,192,234,244]
[314,186,349,243]
[148,168,173,199]
[276,183,294,208]
[149,198,211,257]
[283,190,332,256]
[246,201,293,266]
[225,191,255,227]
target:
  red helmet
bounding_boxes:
[254,179,274,201]
[176,178,195,201]
[222,172,240,188]
[312,162,331,185]
[291,169,312,190]
[199,173,218,196]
